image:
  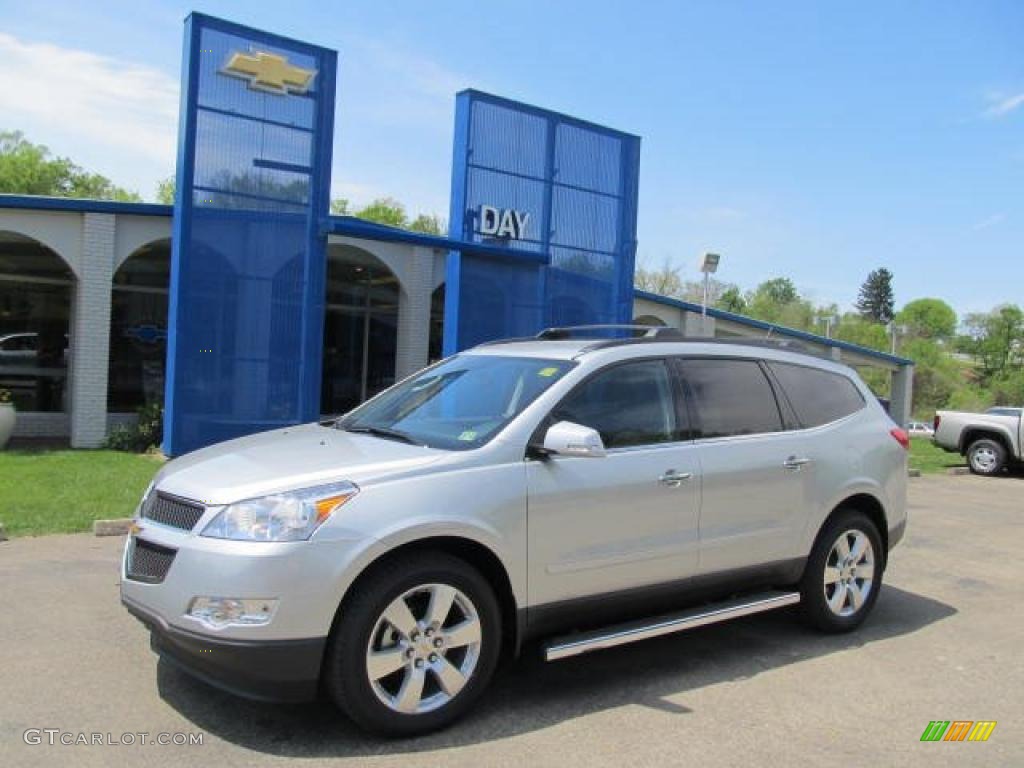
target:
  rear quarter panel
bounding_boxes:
[797,405,907,558]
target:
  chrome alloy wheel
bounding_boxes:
[823,529,875,617]
[365,583,482,715]
[969,444,999,473]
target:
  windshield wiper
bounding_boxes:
[343,425,423,446]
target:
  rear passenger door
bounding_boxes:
[675,357,812,574]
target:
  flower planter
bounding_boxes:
[0,404,15,449]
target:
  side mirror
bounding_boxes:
[542,421,606,458]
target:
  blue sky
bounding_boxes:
[0,0,1020,315]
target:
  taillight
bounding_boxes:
[890,427,910,451]
[933,414,941,432]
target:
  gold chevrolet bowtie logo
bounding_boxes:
[222,51,316,95]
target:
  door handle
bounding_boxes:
[783,456,812,471]
[659,470,693,487]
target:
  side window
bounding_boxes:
[679,358,783,438]
[767,362,865,428]
[550,360,677,448]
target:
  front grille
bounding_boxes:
[141,492,205,531]
[126,538,177,583]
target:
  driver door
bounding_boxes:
[526,359,701,608]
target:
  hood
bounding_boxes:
[155,423,446,505]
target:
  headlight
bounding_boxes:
[201,481,359,542]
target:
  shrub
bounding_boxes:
[105,402,163,453]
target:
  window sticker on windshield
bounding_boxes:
[538,367,560,377]
[458,430,478,441]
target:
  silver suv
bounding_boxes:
[121,328,908,736]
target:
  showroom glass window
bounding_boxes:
[679,358,784,438]
[108,241,170,411]
[0,233,72,412]
[321,249,400,416]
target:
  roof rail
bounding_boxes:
[574,335,833,358]
[536,324,684,341]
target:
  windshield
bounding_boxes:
[337,354,575,450]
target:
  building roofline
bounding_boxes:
[0,194,173,217]
[634,289,914,366]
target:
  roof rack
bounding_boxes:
[475,325,832,361]
[572,335,822,356]
[536,324,684,341]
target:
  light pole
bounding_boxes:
[816,314,837,339]
[699,252,720,334]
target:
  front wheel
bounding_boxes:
[967,438,1006,476]
[799,510,883,633]
[323,552,501,736]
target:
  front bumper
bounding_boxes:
[123,595,325,702]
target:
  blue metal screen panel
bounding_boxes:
[444,90,640,353]
[164,13,336,455]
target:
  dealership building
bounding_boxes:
[0,14,913,452]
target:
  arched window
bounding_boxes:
[108,240,170,411]
[633,314,667,327]
[0,231,73,412]
[321,244,400,415]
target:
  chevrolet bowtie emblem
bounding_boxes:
[222,51,316,95]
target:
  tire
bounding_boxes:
[799,509,883,633]
[966,438,1006,476]
[323,551,502,736]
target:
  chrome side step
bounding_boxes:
[543,590,800,662]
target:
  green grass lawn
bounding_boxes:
[909,436,964,475]
[0,450,162,537]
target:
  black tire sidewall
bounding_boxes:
[968,439,1006,476]
[325,552,502,737]
[800,510,883,633]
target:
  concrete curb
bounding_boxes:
[907,469,922,478]
[948,467,971,476]
[93,519,133,537]
[0,522,7,542]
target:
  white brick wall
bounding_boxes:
[12,412,71,438]
[69,213,115,447]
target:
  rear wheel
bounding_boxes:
[324,552,501,736]
[966,438,1006,476]
[799,510,882,633]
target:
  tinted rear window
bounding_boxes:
[679,359,784,438]
[768,362,865,428]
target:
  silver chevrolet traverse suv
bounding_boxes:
[121,327,908,736]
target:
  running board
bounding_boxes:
[543,590,801,662]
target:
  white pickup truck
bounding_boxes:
[933,407,1023,476]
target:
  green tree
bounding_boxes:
[329,198,349,215]
[716,285,747,313]
[409,213,444,235]
[834,313,889,353]
[354,197,408,228]
[745,278,814,328]
[855,268,895,324]
[752,277,798,306]
[962,304,1024,378]
[0,130,140,201]
[896,298,957,340]
[156,176,175,204]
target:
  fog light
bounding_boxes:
[187,597,278,629]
